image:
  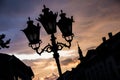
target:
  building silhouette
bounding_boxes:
[0,34,34,80]
[58,32,120,80]
[0,53,34,80]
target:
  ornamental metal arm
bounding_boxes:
[57,41,71,50]
[33,41,71,55]
[34,43,52,55]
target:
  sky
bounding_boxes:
[0,0,120,80]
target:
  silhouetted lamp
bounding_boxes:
[22,5,74,77]
[58,10,74,42]
[37,5,57,34]
[22,17,41,50]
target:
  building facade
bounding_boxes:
[0,53,34,80]
[58,32,120,80]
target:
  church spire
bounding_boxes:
[77,42,84,62]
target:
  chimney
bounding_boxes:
[108,32,112,39]
[102,37,106,42]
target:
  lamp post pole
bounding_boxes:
[51,34,62,76]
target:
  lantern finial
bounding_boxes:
[27,17,34,25]
[28,17,30,21]
[60,10,66,18]
[43,5,46,9]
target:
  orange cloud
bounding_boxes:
[0,0,120,79]
[23,55,79,80]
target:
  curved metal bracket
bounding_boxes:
[31,41,71,55]
[29,34,73,56]
[34,44,52,55]
[57,41,71,51]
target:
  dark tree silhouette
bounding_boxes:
[0,34,10,49]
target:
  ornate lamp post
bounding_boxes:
[22,5,74,77]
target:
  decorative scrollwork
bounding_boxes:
[34,40,71,55]
[34,43,52,55]
[57,41,71,50]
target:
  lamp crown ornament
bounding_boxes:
[37,5,58,34]
[27,17,33,25]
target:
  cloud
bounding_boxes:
[0,0,120,79]
[24,58,58,80]
[0,0,42,32]
[22,56,79,80]
[0,0,41,16]
[61,58,74,66]
[0,5,120,80]
[0,0,120,55]
[43,73,58,80]
[61,57,79,66]
[86,46,97,51]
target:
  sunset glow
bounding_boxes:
[0,0,120,80]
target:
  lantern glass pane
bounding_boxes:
[40,19,56,34]
[58,22,73,37]
[23,26,40,44]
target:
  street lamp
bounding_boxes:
[57,10,74,43]
[22,5,74,77]
[37,5,57,35]
[22,17,41,50]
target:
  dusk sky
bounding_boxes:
[0,0,120,80]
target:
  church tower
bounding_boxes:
[77,42,84,62]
